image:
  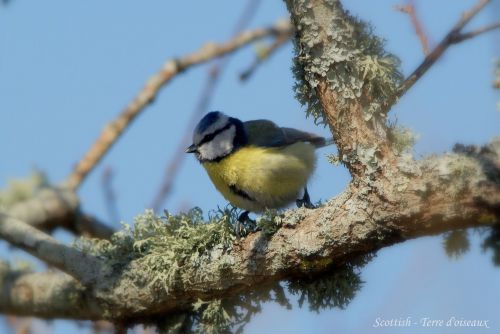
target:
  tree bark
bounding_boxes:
[0,0,498,325]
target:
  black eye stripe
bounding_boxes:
[198,123,233,146]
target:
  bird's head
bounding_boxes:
[186,111,247,162]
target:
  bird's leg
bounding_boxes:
[235,210,256,237]
[296,186,316,209]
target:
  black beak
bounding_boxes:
[185,144,197,153]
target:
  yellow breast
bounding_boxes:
[202,142,316,212]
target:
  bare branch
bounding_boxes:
[150,0,264,211]
[239,33,291,81]
[395,1,431,55]
[0,213,103,283]
[5,316,32,334]
[452,22,500,43]
[65,19,293,191]
[398,0,492,98]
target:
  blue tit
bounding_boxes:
[186,111,332,220]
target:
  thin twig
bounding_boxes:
[239,33,291,81]
[452,21,500,43]
[149,0,264,211]
[101,166,120,223]
[65,18,292,191]
[5,316,32,334]
[397,0,492,98]
[149,68,219,212]
[395,1,430,55]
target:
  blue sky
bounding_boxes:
[0,0,499,333]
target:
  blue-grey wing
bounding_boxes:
[243,120,326,148]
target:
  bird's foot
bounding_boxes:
[235,210,256,238]
[296,187,316,209]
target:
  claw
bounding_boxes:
[296,187,316,209]
[235,211,256,237]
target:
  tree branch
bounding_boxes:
[0,213,104,284]
[65,19,293,191]
[5,187,113,239]
[395,1,430,55]
[452,22,500,43]
[1,0,498,326]
[239,33,291,81]
[1,142,497,320]
[150,0,264,211]
[398,0,492,98]
[0,266,103,320]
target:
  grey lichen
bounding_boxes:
[192,299,231,334]
[434,154,482,196]
[256,209,284,236]
[442,230,470,260]
[155,255,372,334]
[76,207,238,292]
[288,254,372,311]
[387,124,419,155]
[286,0,402,124]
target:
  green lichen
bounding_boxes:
[192,299,231,334]
[0,171,48,210]
[156,255,373,333]
[479,213,498,225]
[76,207,238,292]
[288,253,373,312]
[299,257,333,272]
[75,203,376,333]
[287,0,402,124]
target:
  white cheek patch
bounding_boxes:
[198,125,236,161]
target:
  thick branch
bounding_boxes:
[65,19,292,190]
[0,213,104,284]
[1,0,498,323]
[104,142,500,319]
[0,266,102,320]
[2,144,497,320]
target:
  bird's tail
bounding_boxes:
[323,137,334,147]
[315,137,334,148]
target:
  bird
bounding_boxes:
[186,111,332,232]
